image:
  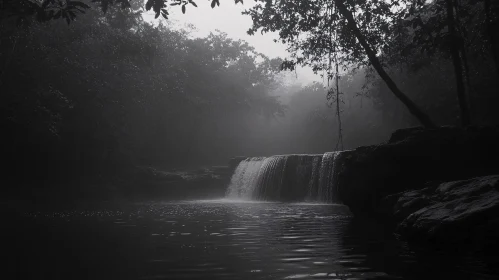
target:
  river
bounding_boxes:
[3,200,498,279]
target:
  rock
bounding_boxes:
[336,125,499,216]
[211,166,231,176]
[134,166,185,182]
[387,126,426,143]
[395,175,499,244]
[183,173,218,182]
[228,156,247,171]
[123,165,232,200]
[378,181,442,222]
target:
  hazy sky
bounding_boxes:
[142,1,321,85]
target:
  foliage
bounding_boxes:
[2,0,499,199]
[372,0,499,125]
[0,5,284,193]
[245,1,395,75]
[1,0,90,25]
[398,0,498,61]
[0,0,244,24]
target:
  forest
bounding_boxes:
[1,0,498,200]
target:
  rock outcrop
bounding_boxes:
[335,126,499,244]
[336,126,499,217]
[390,175,499,245]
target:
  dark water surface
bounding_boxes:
[3,200,498,280]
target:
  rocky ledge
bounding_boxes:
[387,175,499,245]
[120,165,232,200]
[336,126,499,245]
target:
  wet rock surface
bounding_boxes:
[337,125,499,215]
[336,126,499,245]
[360,175,499,248]
[394,175,499,244]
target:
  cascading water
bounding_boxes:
[317,152,339,203]
[226,152,343,202]
[253,156,288,200]
[225,157,265,199]
[306,156,322,201]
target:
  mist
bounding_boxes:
[2,1,499,198]
[2,1,499,279]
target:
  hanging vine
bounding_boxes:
[325,1,344,151]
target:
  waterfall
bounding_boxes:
[317,152,339,203]
[225,157,265,199]
[306,156,323,201]
[253,156,288,200]
[226,152,343,202]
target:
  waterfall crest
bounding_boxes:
[226,152,343,202]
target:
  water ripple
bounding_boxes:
[13,200,499,280]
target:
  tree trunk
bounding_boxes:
[485,0,499,76]
[334,0,436,128]
[445,0,471,126]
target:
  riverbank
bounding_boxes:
[336,125,499,247]
[1,165,232,213]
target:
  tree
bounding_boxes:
[334,0,435,128]
[2,0,436,127]
[444,0,471,126]
[243,0,435,127]
[362,0,499,127]
[1,3,286,193]
[484,0,499,75]
[395,0,499,126]
[399,0,472,126]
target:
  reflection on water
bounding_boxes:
[3,200,499,280]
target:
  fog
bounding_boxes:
[2,2,499,279]
[1,0,498,199]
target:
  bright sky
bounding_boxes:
[142,1,321,85]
